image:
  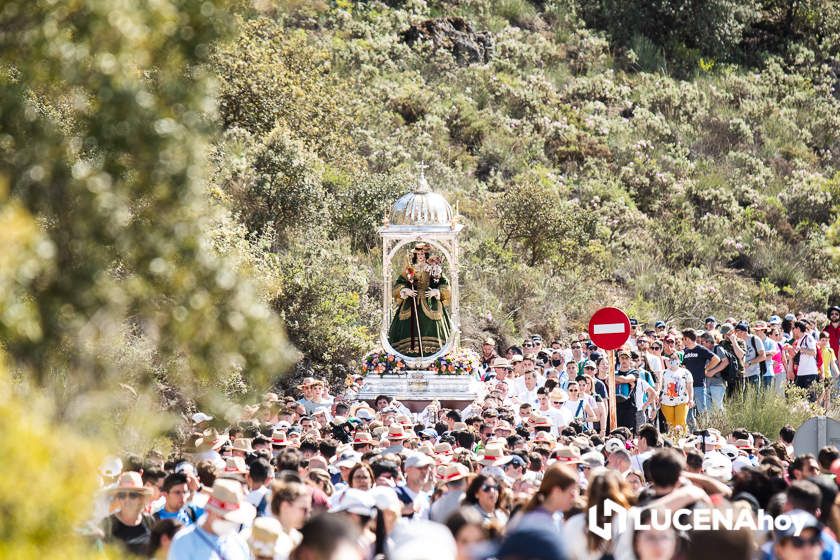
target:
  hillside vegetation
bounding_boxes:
[210,0,840,382]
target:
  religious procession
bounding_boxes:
[10,2,840,560]
[90,176,840,560]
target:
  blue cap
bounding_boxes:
[420,428,438,439]
[655,320,666,328]
[768,315,782,325]
[705,316,717,324]
[735,322,750,332]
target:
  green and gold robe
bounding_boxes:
[387,269,452,357]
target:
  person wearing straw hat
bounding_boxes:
[192,429,228,463]
[101,471,155,556]
[229,438,253,458]
[430,462,470,523]
[248,516,282,560]
[382,423,408,455]
[168,479,255,560]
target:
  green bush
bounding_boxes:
[703,385,822,438]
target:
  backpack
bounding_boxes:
[749,335,768,375]
[714,344,740,383]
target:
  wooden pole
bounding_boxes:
[608,349,617,431]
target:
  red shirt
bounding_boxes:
[826,323,840,358]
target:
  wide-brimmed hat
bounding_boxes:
[417,442,435,457]
[352,431,374,446]
[479,444,513,466]
[271,430,290,447]
[533,431,556,445]
[549,388,569,403]
[491,357,512,369]
[387,423,408,440]
[434,442,454,455]
[439,462,470,483]
[552,446,582,464]
[194,429,228,452]
[250,517,283,558]
[231,438,254,454]
[223,456,249,475]
[107,471,152,496]
[205,479,256,524]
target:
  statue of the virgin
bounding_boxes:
[387,242,452,357]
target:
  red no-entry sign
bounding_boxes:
[588,307,631,350]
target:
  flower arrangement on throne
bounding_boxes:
[386,242,452,358]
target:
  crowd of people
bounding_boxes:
[91,308,840,560]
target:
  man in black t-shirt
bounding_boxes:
[680,329,720,429]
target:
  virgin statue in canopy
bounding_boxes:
[387,242,452,357]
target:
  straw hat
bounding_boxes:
[534,431,556,445]
[479,444,514,467]
[387,423,408,441]
[352,431,374,446]
[549,388,569,403]
[231,438,254,454]
[107,471,153,496]
[434,442,454,457]
[439,462,470,483]
[205,479,256,524]
[194,429,228,452]
[491,357,513,369]
[552,446,582,464]
[417,442,435,457]
[271,430,290,447]
[223,456,249,476]
[250,517,282,558]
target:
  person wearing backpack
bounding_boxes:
[614,351,641,434]
[699,331,730,411]
[734,322,766,389]
[719,324,746,398]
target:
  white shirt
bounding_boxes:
[560,399,588,422]
[634,377,654,411]
[548,407,573,433]
[795,334,819,376]
[516,387,540,407]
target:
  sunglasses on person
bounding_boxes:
[523,342,534,347]
[786,535,821,548]
[651,345,662,350]
[571,345,581,350]
[568,388,579,392]
[116,492,143,500]
[551,400,564,405]
[481,484,499,492]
